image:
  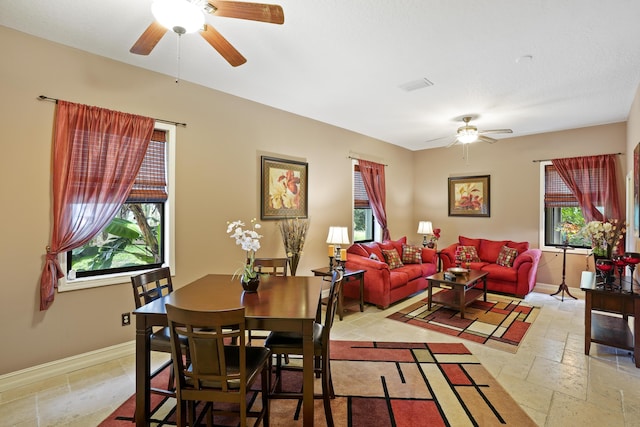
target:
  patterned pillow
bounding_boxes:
[382,248,404,269]
[496,245,519,267]
[402,244,422,264]
[455,246,480,263]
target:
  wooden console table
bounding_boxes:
[581,278,640,368]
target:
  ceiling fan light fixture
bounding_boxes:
[457,126,478,144]
[152,0,205,34]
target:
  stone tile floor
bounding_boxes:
[2,285,640,426]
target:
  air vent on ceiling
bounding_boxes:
[399,78,434,92]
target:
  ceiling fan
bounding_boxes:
[130,0,284,67]
[446,116,513,147]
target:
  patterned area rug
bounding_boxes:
[387,293,540,353]
[99,340,535,426]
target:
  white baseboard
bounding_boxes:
[0,340,135,393]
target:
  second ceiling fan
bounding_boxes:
[446,116,513,147]
[130,0,284,67]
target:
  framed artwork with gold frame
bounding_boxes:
[448,175,490,217]
[260,156,308,220]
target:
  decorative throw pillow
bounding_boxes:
[402,244,422,264]
[369,252,380,261]
[455,246,480,263]
[382,248,404,269]
[496,245,519,267]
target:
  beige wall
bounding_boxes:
[0,27,417,374]
[0,25,635,374]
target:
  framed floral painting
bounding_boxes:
[261,156,308,220]
[448,175,490,217]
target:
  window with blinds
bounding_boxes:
[353,164,374,242]
[542,163,599,248]
[67,128,169,278]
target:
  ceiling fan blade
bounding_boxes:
[446,138,460,148]
[207,1,284,24]
[200,25,247,67]
[478,135,497,144]
[479,128,513,135]
[424,135,452,143]
[130,21,168,55]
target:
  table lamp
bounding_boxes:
[326,226,350,270]
[417,221,433,247]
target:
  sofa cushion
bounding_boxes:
[401,244,422,264]
[382,248,404,269]
[380,236,407,257]
[369,252,380,261]
[479,239,508,263]
[496,245,519,267]
[362,243,385,264]
[347,243,369,257]
[389,270,410,290]
[397,264,424,280]
[507,240,529,255]
[459,236,481,249]
[456,246,480,263]
[482,263,518,282]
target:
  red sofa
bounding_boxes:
[439,236,541,297]
[344,236,438,309]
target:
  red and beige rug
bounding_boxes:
[387,293,540,353]
[100,340,535,426]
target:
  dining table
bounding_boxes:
[133,273,324,426]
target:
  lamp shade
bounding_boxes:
[417,221,433,235]
[326,226,350,245]
[152,0,205,34]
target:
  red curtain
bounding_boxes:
[551,154,621,222]
[358,159,390,241]
[39,101,155,310]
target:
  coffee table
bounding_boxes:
[427,269,489,319]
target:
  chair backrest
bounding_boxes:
[252,257,288,276]
[321,270,344,342]
[166,304,247,395]
[131,267,173,309]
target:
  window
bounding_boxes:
[541,162,601,249]
[59,122,176,291]
[353,164,374,242]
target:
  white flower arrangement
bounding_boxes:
[581,219,625,257]
[226,218,262,281]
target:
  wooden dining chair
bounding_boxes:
[264,270,343,427]
[247,258,289,347]
[166,304,271,427]
[130,267,180,397]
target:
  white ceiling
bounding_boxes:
[2,0,640,151]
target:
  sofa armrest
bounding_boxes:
[513,249,541,270]
[421,247,438,264]
[439,243,459,270]
[512,248,542,296]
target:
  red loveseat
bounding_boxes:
[344,236,438,309]
[439,236,542,297]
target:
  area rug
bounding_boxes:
[100,340,535,426]
[387,293,540,353]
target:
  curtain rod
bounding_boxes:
[347,156,389,166]
[532,152,622,163]
[37,95,187,127]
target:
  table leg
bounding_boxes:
[358,273,364,312]
[459,287,465,319]
[634,298,640,368]
[302,319,314,426]
[135,318,151,426]
[584,292,592,356]
[427,280,433,310]
[482,276,487,302]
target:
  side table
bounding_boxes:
[311,267,366,320]
[581,277,640,368]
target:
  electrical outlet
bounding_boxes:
[121,312,131,326]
